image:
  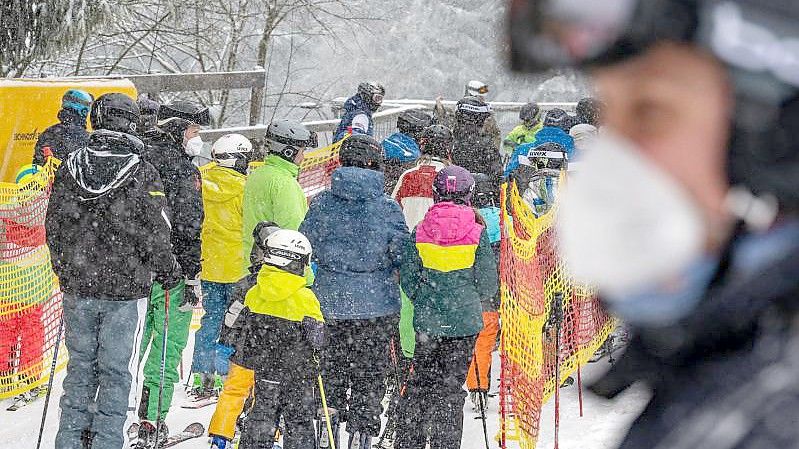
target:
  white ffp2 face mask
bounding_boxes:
[184,136,204,157]
[556,130,705,296]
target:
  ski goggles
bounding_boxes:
[371,92,384,105]
[474,85,490,95]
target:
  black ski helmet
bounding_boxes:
[357,82,385,112]
[576,98,602,127]
[339,134,383,171]
[455,96,492,126]
[419,124,454,160]
[397,109,433,138]
[543,108,573,133]
[433,165,476,205]
[519,102,540,123]
[158,100,211,126]
[90,93,140,135]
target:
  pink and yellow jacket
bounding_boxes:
[400,202,498,337]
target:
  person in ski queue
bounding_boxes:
[137,95,160,139]
[502,102,543,158]
[434,81,502,151]
[569,123,598,154]
[208,221,281,449]
[390,124,455,366]
[33,89,93,165]
[232,229,325,449]
[574,97,602,128]
[241,119,315,261]
[45,93,181,449]
[136,100,208,442]
[450,95,503,205]
[465,172,502,410]
[504,108,575,177]
[381,109,434,193]
[332,82,385,143]
[515,142,569,217]
[392,124,454,230]
[395,165,498,449]
[510,1,799,448]
[183,133,254,407]
[299,134,408,448]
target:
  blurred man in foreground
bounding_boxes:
[510,1,799,448]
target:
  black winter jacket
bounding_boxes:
[46,130,180,300]
[237,313,318,382]
[142,131,204,279]
[592,233,799,449]
[33,109,90,165]
[452,123,503,202]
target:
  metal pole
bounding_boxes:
[36,306,65,449]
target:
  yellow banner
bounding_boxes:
[0,78,138,183]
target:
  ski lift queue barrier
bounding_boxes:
[497,181,617,449]
[0,159,64,398]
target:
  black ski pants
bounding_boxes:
[320,315,398,437]
[239,372,316,449]
[395,333,477,449]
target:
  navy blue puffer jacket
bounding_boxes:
[300,166,409,319]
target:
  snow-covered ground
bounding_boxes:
[0,329,649,449]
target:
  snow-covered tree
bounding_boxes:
[0,0,118,77]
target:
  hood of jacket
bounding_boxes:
[416,202,483,247]
[331,166,385,201]
[66,130,143,200]
[200,162,246,203]
[244,265,324,322]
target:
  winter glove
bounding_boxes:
[302,317,327,350]
[179,277,202,312]
[156,260,183,291]
[219,302,249,347]
[210,435,231,449]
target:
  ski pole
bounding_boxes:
[317,374,337,449]
[472,349,490,449]
[36,303,65,449]
[552,292,564,449]
[153,288,171,449]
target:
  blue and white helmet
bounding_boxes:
[62,89,93,118]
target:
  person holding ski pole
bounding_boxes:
[136,100,208,443]
[234,229,325,449]
[46,93,182,449]
[300,134,408,448]
[395,165,498,449]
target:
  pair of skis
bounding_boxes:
[128,422,205,448]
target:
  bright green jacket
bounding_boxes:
[503,122,543,154]
[241,155,308,266]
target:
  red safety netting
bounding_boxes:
[498,180,617,448]
[0,159,64,398]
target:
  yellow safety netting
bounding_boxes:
[0,159,65,398]
[498,180,617,448]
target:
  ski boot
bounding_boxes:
[347,431,373,449]
[469,390,488,411]
[210,434,231,448]
[316,407,340,449]
[137,420,168,448]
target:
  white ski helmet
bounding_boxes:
[263,229,312,276]
[211,133,253,168]
[465,80,489,98]
[265,120,314,162]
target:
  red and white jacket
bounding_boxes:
[391,158,448,230]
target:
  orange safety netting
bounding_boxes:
[0,159,64,399]
[498,180,617,448]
